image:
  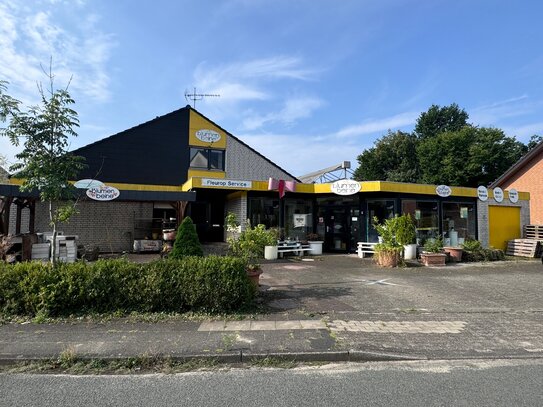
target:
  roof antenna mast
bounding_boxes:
[184,87,220,109]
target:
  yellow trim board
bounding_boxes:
[187,169,226,179]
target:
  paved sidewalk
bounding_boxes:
[0,255,542,364]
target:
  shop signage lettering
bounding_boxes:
[477,185,488,201]
[331,180,361,196]
[201,178,252,188]
[86,185,120,201]
[493,187,504,202]
[196,129,221,143]
[508,188,519,203]
[436,185,452,197]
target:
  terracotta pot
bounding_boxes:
[443,247,463,262]
[421,252,447,266]
[247,267,263,288]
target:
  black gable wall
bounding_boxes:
[73,108,190,186]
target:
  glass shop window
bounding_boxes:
[190,148,225,170]
[248,197,280,229]
[442,202,476,245]
[284,198,313,241]
[402,200,439,245]
[367,200,396,242]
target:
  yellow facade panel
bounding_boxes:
[187,169,226,179]
[188,110,227,149]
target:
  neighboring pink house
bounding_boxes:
[491,141,543,224]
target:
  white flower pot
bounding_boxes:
[308,241,323,255]
[264,245,278,260]
[404,244,417,260]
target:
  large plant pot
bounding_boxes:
[421,252,447,267]
[308,241,323,255]
[264,245,278,260]
[443,247,463,262]
[404,244,417,260]
[376,250,400,267]
[247,267,263,288]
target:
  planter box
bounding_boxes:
[264,245,278,260]
[421,252,447,267]
[443,247,463,262]
[308,241,323,255]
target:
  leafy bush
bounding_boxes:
[424,238,444,253]
[0,257,255,317]
[461,239,504,262]
[169,216,203,259]
[394,214,417,246]
[227,218,278,267]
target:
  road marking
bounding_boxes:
[198,320,327,332]
[328,320,466,334]
[365,279,399,286]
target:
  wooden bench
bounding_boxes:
[357,242,377,258]
[277,243,312,258]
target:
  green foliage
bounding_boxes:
[394,214,417,246]
[414,103,469,140]
[460,238,505,262]
[228,219,278,267]
[354,130,419,182]
[169,216,203,259]
[372,216,403,253]
[423,238,444,253]
[0,257,255,317]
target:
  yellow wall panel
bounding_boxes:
[189,110,227,149]
[488,205,521,250]
[187,169,226,179]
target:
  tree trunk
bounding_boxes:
[49,200,57,265]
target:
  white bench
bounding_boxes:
[277,243,312,258]
[357,242,377,258]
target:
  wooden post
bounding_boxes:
[15,202,22,234]
[29,199,36,233]
[0,196,13,235]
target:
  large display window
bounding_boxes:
[284,198,313,240]
[248,197,279,229]
[442,202,476,245]
[402,200,439,244]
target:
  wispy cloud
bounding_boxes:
[0,1,115,104]
[334,111,418,138]
[502,122,543,141]
[242,96,325,130]
[470,95,535,126]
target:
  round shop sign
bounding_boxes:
[477,185,488,201]
[436,185,452,197]
[86,185,120,201]
[493,187,504,203]
[331,179,361,196]
[508,188,519,203]
[195,129,221,143]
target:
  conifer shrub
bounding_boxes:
[169,216,204,259]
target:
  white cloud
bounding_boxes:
[470,95,534,126]
[0,2,115,104]
[334,111,418,138]
[502,122,543,141]
[242,96,325,130]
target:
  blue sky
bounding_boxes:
[1,0,543,177]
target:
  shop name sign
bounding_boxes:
[436,185,452,197]
[195,129,221,143]
[201,178,252,189]
[508,188,519,203]
[86,185,120,201]
[331,180,361,196]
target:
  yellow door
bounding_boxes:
[488,206,521,250]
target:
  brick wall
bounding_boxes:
[31,200,153,253]
[497,153,543,224]
[224,192,247,240]
[477,199,530,247]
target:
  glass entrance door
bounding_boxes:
[325,207,349,252]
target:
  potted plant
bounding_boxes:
[395,214,417,260]
[372,216,402,267]
[443,230,463,262]
[420,238,447,266]
[306,232,323,255]
[264,227,279,260]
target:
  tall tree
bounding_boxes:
[1,72,85,263]
[417,126,526,187]
[414,103,469,140]
[354,130,419,182]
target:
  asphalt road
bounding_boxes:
[1,359,542,407]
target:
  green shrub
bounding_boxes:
[461,238,505,262]
[170,216,203,259]
[424,238,444,253]
[0,256,254,317]
[227,218,278,267]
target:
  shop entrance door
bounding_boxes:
[325,207,348,252]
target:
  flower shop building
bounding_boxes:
[1,106,529,253]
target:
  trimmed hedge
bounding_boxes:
[0,256,255,317]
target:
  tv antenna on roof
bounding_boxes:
[184,87,220,109]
